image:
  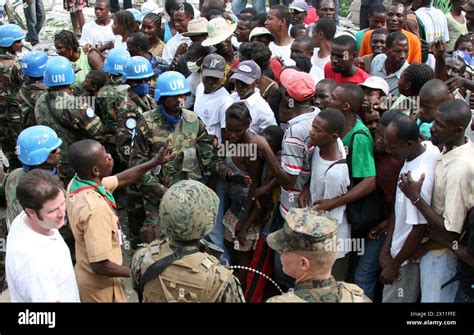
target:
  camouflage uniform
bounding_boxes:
[131,180,245,302]
[34,90,104,183]
[266,208,371,303]
[129,106,228,226]
[0,52,23,171]
[10,79,47,134]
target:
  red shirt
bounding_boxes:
[324,62,370,84]
[304,7,318,25]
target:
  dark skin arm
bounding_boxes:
[380,224,427,285]
[379,212,396,269]
[315,177,376,211]
[90,260,131,277]
[398,171,460,247]
[254,134,298,190]
[432,40,447,81]
[115,139,176,189]
[253,177,278,208]
[87,49,105,71]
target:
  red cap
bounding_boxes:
[280,68,315,102]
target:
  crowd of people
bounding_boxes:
[0,0,473,303]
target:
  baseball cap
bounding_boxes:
[182,18,209,37]
[141,1,162,16]
[249,27,275,42]
[267,208,339,252]
[230,60,261,84]
[358,76,389,96]
[280,68,315,102]
[462,0,474,12]
[289,1,309,12]
[201,54,226,78]
[127,8,143,23]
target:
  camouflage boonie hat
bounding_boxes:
[159,180,219,241]
[267,208,338,252]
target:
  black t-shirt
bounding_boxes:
[458,208,474,277]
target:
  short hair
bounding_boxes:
[388,113,420,142]
[165,0,180,16]
[368,4,387,16]
[16,169,64,215]
[114,10,138,34]
[240,8,257,17]
[379,109,403,127]
[205,8,223,20]
[143,12,163,29]
[128,32,150,51]
[372,28,388,37]
[290,24,307,38]
[386,31,407,49]
[187,41,211,57]
[270,4,291,27]
[294,35,313,49]
[293,53,312,73]
[340,83,364,113]
[316,78,338,90]
[316,0,336,11]
[400,63,434,95]
[95,0,110,9]
[332,35,357,53]
[226,102,252,124]
[438,99,472,129]
[85,70,108,89]
[54,30,79,51]
[239,41,272,74]
[317,108,347,136]
[178,2,195,17]
[251,13,267,27]
[419,79,451,101]
[454,34,473,51]
[69,139,103,178]
[262,125,284,152]
[314,18,336,40]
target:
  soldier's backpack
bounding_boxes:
[131,240,235,302]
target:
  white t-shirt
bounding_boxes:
[6,211,80,302]
[269,41,296,67]
[194,83,233,144]
[309,140,350,258]
[184,71,202,109]
[162,33,192,65]
[390,141,441,261]
[309,65,324,84]
[231,89,277,135]
[311,47,331,70]
[415,6,450,43]
[79,20,116,47]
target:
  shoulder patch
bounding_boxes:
[182,109,198,123]
[86,108,95,118]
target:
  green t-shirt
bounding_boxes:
[343,120,376,178]
[354,29,367,51]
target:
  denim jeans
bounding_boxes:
[206,178,231,265]
[454,284,474,303]
[354,235,385,300]
[420,251,458,302]
[23,0,45,45]
[232,0,267,15]
[110,0,132,13]
[269,0,290,7]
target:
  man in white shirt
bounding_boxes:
[6,169,80,302]
[162,2,194,65]
[303,108,351,280]
[230,60,277,135]
[380,114,440,302]
[311,18,335,71]
[79,0,116,50]
[194,54,233,144]
[265,5,295,66]
[415,1,450,43]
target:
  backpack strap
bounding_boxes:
[324,158,347,176]
[137,247,199,302]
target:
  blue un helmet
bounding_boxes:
[0,24,25,48]
[16,126,63,166]
[20,51,48,78]
[154,71,190,101]
[103,48,131,76]
[43,56,76,87]
[122,56,154,81]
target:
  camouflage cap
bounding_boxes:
[267,208,338,252]
[159,180,219,242]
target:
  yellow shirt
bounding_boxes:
[66,176,127,302]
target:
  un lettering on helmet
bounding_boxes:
[134,64,148,73]
[169,80,185,91]
[51,74,66,84]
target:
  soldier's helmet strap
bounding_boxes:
[137,247,199,303]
